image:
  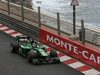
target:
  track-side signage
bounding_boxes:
[40,28,100,70]
[70,0,79,6]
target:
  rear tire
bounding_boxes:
[10,42,18,53]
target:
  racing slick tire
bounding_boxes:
[50,50,57,57]
[27,50,38,63]
[27,50,40,65]
[10,42,18,53]
[27,51,34,63]
[50,50,60,63]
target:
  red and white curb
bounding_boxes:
[0,24,100,75]
[0,24,23,37]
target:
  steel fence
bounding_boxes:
[0,0,100,46]
[0,12,40,41]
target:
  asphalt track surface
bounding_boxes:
[0,30,84,75]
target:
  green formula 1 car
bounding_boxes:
[10,36,60,65]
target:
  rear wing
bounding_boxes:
[16,36,30,40]
[16,36,31,44]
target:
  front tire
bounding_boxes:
[50,50,57,57]
[50,50,60,63]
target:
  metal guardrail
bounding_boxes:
[0,12,40,41]
[0,0,100,46]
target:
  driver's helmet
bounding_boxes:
[32,43,37,48]
[28,38,34,44]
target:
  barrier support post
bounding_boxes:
[21,0,24,21]
[7,0,10,15]
[73,6,76,34]
[57,12,60,35]
[81,19,85,45]
[38,6,41,27]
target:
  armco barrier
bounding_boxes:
[40,28,100,70]
[0,12,40,41]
